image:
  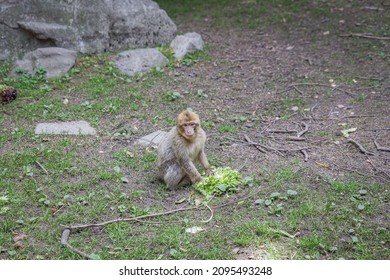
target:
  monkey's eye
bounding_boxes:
[184,123,196,127]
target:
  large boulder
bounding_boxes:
[112,48,168,77]
[11,47,77,78]
[0,0,176,60]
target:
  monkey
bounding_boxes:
[157,110,212,189]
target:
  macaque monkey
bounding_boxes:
[157,110,212,189]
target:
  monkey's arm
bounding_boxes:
[173,141,202,183]
[179,155,202,183]
[199,149,213,176]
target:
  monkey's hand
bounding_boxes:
[205,168,214,177]
[191,174,203,184]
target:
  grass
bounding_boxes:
[1,0,389,260]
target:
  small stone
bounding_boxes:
[170,32,204,59]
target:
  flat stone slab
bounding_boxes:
[134,130,167,147]
[112,48,168,77]
[35,121,96,135]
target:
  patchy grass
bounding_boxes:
[1,0,389,260]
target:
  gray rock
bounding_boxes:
[0,0,176,60]
[134,130,167,147]
[170,32,204,59]
[35,121,96,135]
[11,47,77,78]
[112,48,168,77]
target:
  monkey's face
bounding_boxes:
[180,122,198,140]
[177,110,201,141]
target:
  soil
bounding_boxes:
[145,1,390,209]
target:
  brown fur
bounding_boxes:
[157,110,212,189]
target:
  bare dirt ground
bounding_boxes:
[148,1,390,226]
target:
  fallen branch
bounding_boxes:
[61,229,92,259]
[65,205,201,233]
[266,129,298,134]
[297,122,309,137]
[279,83,355,97]
[374,140,390,152]
[271,146,310,152]
[61,166,305,259]
[61,204,208,259]
[242,135,309,155]
[243,134,267,153]
[347,138,374,155]
[293,85,304,95]
[342,115,377,119]
[341,33,390,40]
[301,149,309,162]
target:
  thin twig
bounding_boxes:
[301,149,309,162]
[61,166,305,259]
[342,115,377,119]
[280,83,355,97]
[293,85,304,95]
[297,122,309,137]
[35,161,48,175]
[61,229,93,259]
[270,146,310,152]
[374,140,390,152]
[65,205,201,232]
[266,129,298,134]
[310,103,318,113]
[201,203,214,223]
[341,33,390,40]
[61,204,207,259]
[347,138,374,155]
[243,134,267,153]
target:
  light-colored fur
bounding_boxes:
[157,111,210,189]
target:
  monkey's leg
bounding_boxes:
[164,164,190,189]
[176,175,191,188]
